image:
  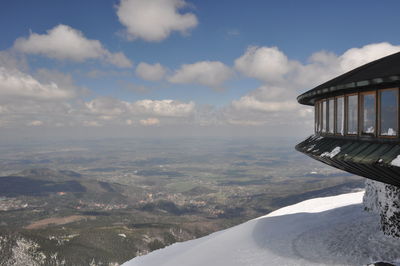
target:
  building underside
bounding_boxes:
[296,135,400,187]
[296,135,400,238]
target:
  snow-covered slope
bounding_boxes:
[123,192,400,266]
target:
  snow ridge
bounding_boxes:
[124,191,400,266]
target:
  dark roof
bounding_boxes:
[296,135,400,187]
[297,51,400,106]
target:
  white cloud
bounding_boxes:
[83,121,102,127]
[0,67,75,101]
[0,51,28,71]
[140,117,160,126]
[0,105,8,114]
[13,24,132,68]
[235,43,400,88]
[126,119,134,125]
[116,0,198,42]
[229,84,305,127]
[105,52,133,68]
[84,97,129,116]
[84,97,194,118]
[133,99,194,117]
[136,62,167,81]
[169,61,233,89]
[235,46,292,83]
[79,97,194,129]
[227,119,266,126]
[229,42,400,130]
[232,95,298,112]
[27,120,43,126]
[2,42,399,135]
[119,81,150,93]
[36,68,89,96]
[339,42,400,71]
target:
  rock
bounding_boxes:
[363,179,400,238]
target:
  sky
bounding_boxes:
[1,0,400,141]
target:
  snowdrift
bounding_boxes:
[123,192,400,266]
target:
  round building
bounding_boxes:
[296,51,400,237]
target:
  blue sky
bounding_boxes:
[1,0,400,139]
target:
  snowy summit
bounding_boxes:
[123,191,400,266]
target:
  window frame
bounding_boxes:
[315,101,319,133]
[378,87,399,138]
[315,87,400,139]
[327,98,335,134]
[319,100,323,133]
[359,91,377,137]
[345,93,359,136]
[321,99,327,133]
[335,96,345,135]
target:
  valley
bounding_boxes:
[0,138,363,265]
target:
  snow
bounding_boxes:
[320,146,341,158]
[391,155,400,167]
[306,144,315,151]
[123,192,400,266]
[366,126,375,133]
[382,128,396,136]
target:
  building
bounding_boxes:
[296,51,400,237]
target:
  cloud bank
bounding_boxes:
[233,43,400,112]
[1,41,400,138]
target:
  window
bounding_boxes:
[315,103,319,133]
[319,101,323,132]
[322,100,327,133]
[336,97,344,135]
[328,99,334,133]
[380,89,398,136]
[346,95,358,135]
[316,88,400,137]
[360,92,376,135]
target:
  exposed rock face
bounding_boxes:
[363,179,400,238]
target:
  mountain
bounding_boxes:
[0,168,128,197]
[18,168,82,180]
[0,168,86,197]
[123,192,400,266]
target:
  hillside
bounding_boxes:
[123,191,400,266]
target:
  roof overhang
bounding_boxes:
[297,51,400,106]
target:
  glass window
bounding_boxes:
[347,95,358,134]
[322,100,327,133]
[336,97,344,135]
[328,99,334,133]
[361,93,376,135]
[380,89,398,136]
[315,103,318,133]
[319,101,323,132]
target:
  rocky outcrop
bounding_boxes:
[363,179,400,238]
